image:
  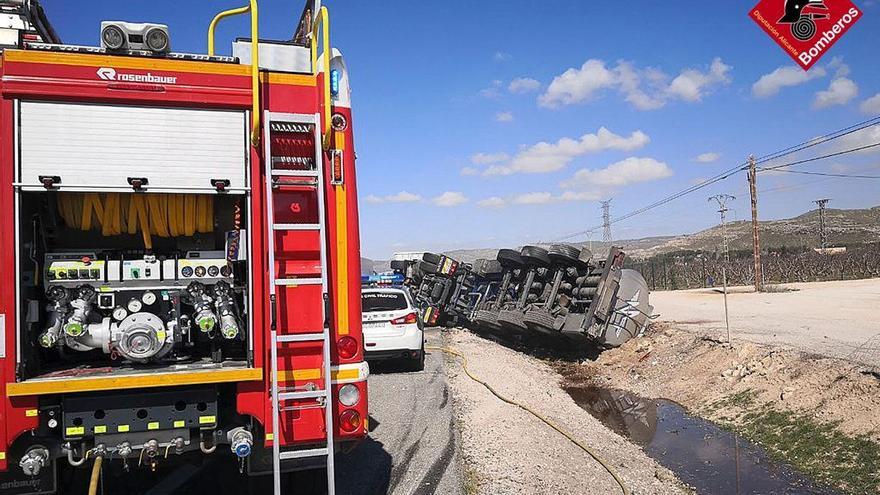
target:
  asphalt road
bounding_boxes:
[337,328,463,495]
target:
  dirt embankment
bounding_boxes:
[561,324,880,493]
[442,330,690,495]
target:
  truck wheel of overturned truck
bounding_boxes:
[422,252,443,265]
[548,244,581,267]
[523,309,559,336]
[497,309,528,333]
[474,309,503,333]
[520,246,551,267]
[418,260,439,275]
[496,249,524,269]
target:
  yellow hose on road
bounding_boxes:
[428,345,630,495]
[57,193,214,250]
[88,455,102,495]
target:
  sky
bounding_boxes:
[41,1,880,259]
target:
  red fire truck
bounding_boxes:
[0,1,366,493]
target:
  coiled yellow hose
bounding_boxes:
[57,193,214,250]
[429,345,631,495]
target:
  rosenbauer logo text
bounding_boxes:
[749,0,863,70]
[96,67,178,84]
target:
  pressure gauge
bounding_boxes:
[127,298,143,313]
[141,291,157,306]
[112,306,128,321]
[195,266,207,278]
[207,265,219,277]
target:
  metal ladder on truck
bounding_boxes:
[264,112,336,495]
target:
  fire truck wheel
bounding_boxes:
[520,246,551,267]
[422,252,443,265]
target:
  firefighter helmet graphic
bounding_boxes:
[778,0,830,40]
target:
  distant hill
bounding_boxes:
[362,205,880,270]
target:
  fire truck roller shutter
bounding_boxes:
[17,101,248,192]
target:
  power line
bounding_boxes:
[755,168,880,179]
[551,119,880,242]
[757,141,880,172]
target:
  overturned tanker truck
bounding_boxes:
[392,245,654,349]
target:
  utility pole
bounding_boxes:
[814,198,831,249]
[601,200,613,249]
[709,194,735,344]
[747,155,764,292]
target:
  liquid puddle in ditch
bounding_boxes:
[564,387,840,495]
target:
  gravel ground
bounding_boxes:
[650,278,880,366]
[442,330,689,495]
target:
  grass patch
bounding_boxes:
[713,393,880,494]
[463,466,480,495]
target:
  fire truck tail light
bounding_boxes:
[390,313,418,325]
[330,150,344,185]
[338,384,360,407]
[339,409,361,433]
[337,336,358,359]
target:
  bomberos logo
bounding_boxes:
[749,0,863,70]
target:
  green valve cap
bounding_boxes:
[221,324,239,340]
[39,333,57,348]
[63,322,84,337]
[198,316,216,332]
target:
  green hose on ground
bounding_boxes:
[428,345,630,495]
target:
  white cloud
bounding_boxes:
[693,152,721,163]
[558,190,602,202]
[495,111,514,122]
[494,52,512,62]
[860,93,880,114]
[432,191,469,207]
[561,157,673,189]
[508,77,541,94]
[513,192,554,205]
[483,127,650,176]
[813,77,858,109]
[477,197,506,209]
[538,59,616,108]
[538,58,731,110]
[479,80,503,99]
[460,167,479,176]
[752,65,827,98]
[666,58,732,102]
[366,191,422,204]
[470,152,510,165]
[690,177,709,185]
